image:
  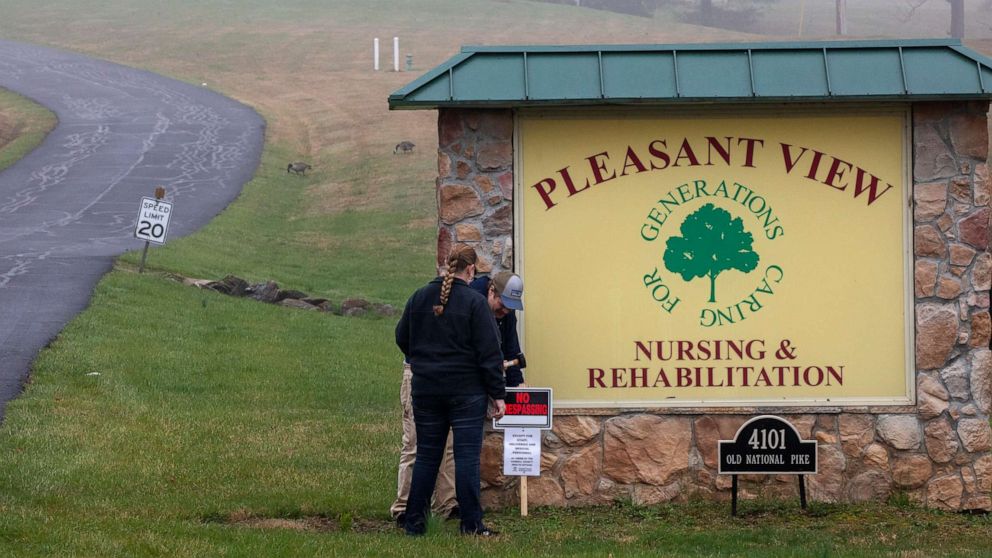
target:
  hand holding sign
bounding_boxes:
[487,398,506,419]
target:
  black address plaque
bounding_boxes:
[718,415,818,475]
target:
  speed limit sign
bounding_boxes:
[134,197,173,244]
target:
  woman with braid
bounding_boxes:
[395,244,506,537]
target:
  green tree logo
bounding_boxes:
[663,203,759,303]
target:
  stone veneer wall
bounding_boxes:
[435,105,992,511]
[435,109,515,274]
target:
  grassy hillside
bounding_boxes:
[633,0,992,39]
[0,88,56,173]
[749,0,992,39]
[0,1,990,556]
[0,0,754,301]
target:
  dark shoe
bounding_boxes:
[394,512,406,527]
[445,507,460,521]
[404,516,427,536]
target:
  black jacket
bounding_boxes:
[396,277,506,400]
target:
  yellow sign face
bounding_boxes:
[519,109,911,408]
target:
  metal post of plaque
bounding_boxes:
[718,415,818,516]
[732,473,807,516]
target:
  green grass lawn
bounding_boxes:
[0,88,56,173]
[119,144,437,302]
[2,266,991,556]
[0,120,988,558]
[0,0,990,556]
[3,289,992,556]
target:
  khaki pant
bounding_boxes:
[391,364,456,518]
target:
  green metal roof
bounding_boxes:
[389,39,992,109]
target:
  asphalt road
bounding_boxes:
[0,40,264,420]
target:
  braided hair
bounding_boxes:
[433,244,478,316]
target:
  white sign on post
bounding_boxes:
[134,197,173,244]
[502,428,541,477]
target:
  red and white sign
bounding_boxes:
[494,388,553,430]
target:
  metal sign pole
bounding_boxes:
[138,241,150,273]
[731,475,738,517]
[799,475,807,510]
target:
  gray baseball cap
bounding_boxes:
[492,271,523,311]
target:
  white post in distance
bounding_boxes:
[373,38,380,71]
[393,36,400,72]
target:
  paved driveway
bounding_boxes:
[0,39,264,419]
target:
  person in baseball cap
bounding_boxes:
[470,271,525,386]
[491,271,524,312]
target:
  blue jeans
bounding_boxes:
[405,393,488,535]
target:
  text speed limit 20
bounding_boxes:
[134,197,173,244]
